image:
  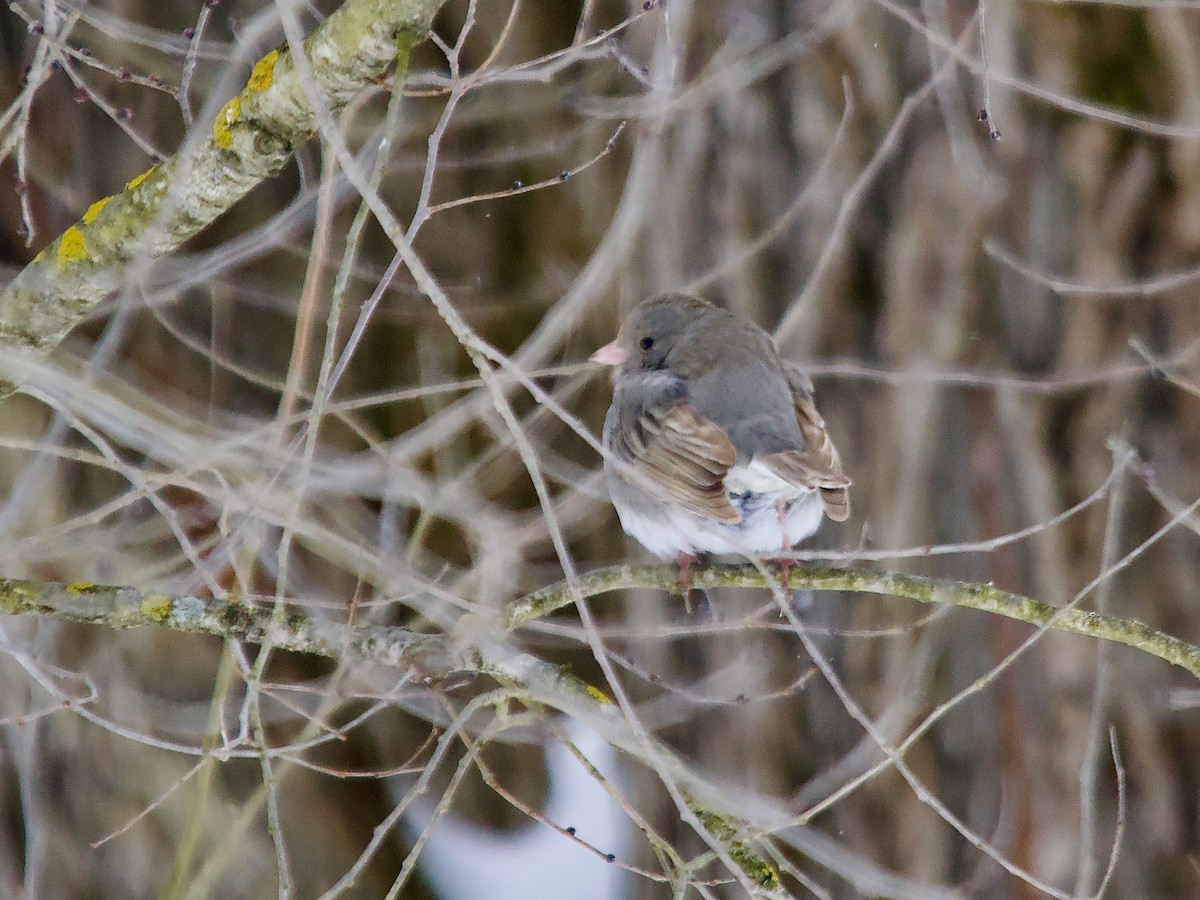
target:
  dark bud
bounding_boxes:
[205,0,220,7]
[29,21,43,35]
[1149,366,1168,382]
[990,128,1002,141]
[977,108,988,122]
[183,27,196,39]
[78,48,92,58]
[643,0,654,9]
[49,60,62,72]
[72,86,88,103]
[735,693,748,704]
[149,154,163,164]
[605,853,616,863]
[566,826,576,835]
[14,222,27,239]
[512,179,522,189]
[559,170,570,181]
[117,67,131,82]
[115,106,133,121]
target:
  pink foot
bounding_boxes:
[775,499,793,591]
[677,551,696,614]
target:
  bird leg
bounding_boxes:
[676,550,696,613]
[775,498,793,592]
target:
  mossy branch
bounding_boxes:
[0,577,461,674]
[507,562,1200,680]
[0,0,447,383]
[1,562,1196,680]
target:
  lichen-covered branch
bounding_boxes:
[2,562,1196,680]
[506,562,1200,680]
[0,0,447,385]
[0,576,461,675]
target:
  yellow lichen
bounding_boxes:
[57,228,88,269]
[66,582,96,595]
[82,196,112,225]
[729,845,780,889]
[124,167,156,191]
[213,97,242,149]
[141,595,172,622]
[692,804,781,889]
[248,50,279,92]
[585,684,613,705]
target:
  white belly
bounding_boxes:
[612,480,826,560]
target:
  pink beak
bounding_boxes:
[589,339,627,366]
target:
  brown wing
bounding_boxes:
[759,365,851,522]
[611,400,741,524]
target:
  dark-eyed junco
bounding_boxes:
[591,293,849,589]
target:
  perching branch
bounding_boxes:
[2,562,1197,680]
[508,563,1200,680]
[0,0,447,387]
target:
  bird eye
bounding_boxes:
[639,336,654,350]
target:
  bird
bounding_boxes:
[590,292,850,597]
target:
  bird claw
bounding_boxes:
[676,551,696,613]
[774,498,793,592]
[777,556,793,593]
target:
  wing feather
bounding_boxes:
[758,364,851,522]
[611,398,740,524]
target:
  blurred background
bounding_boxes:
[0,0,1198,896]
